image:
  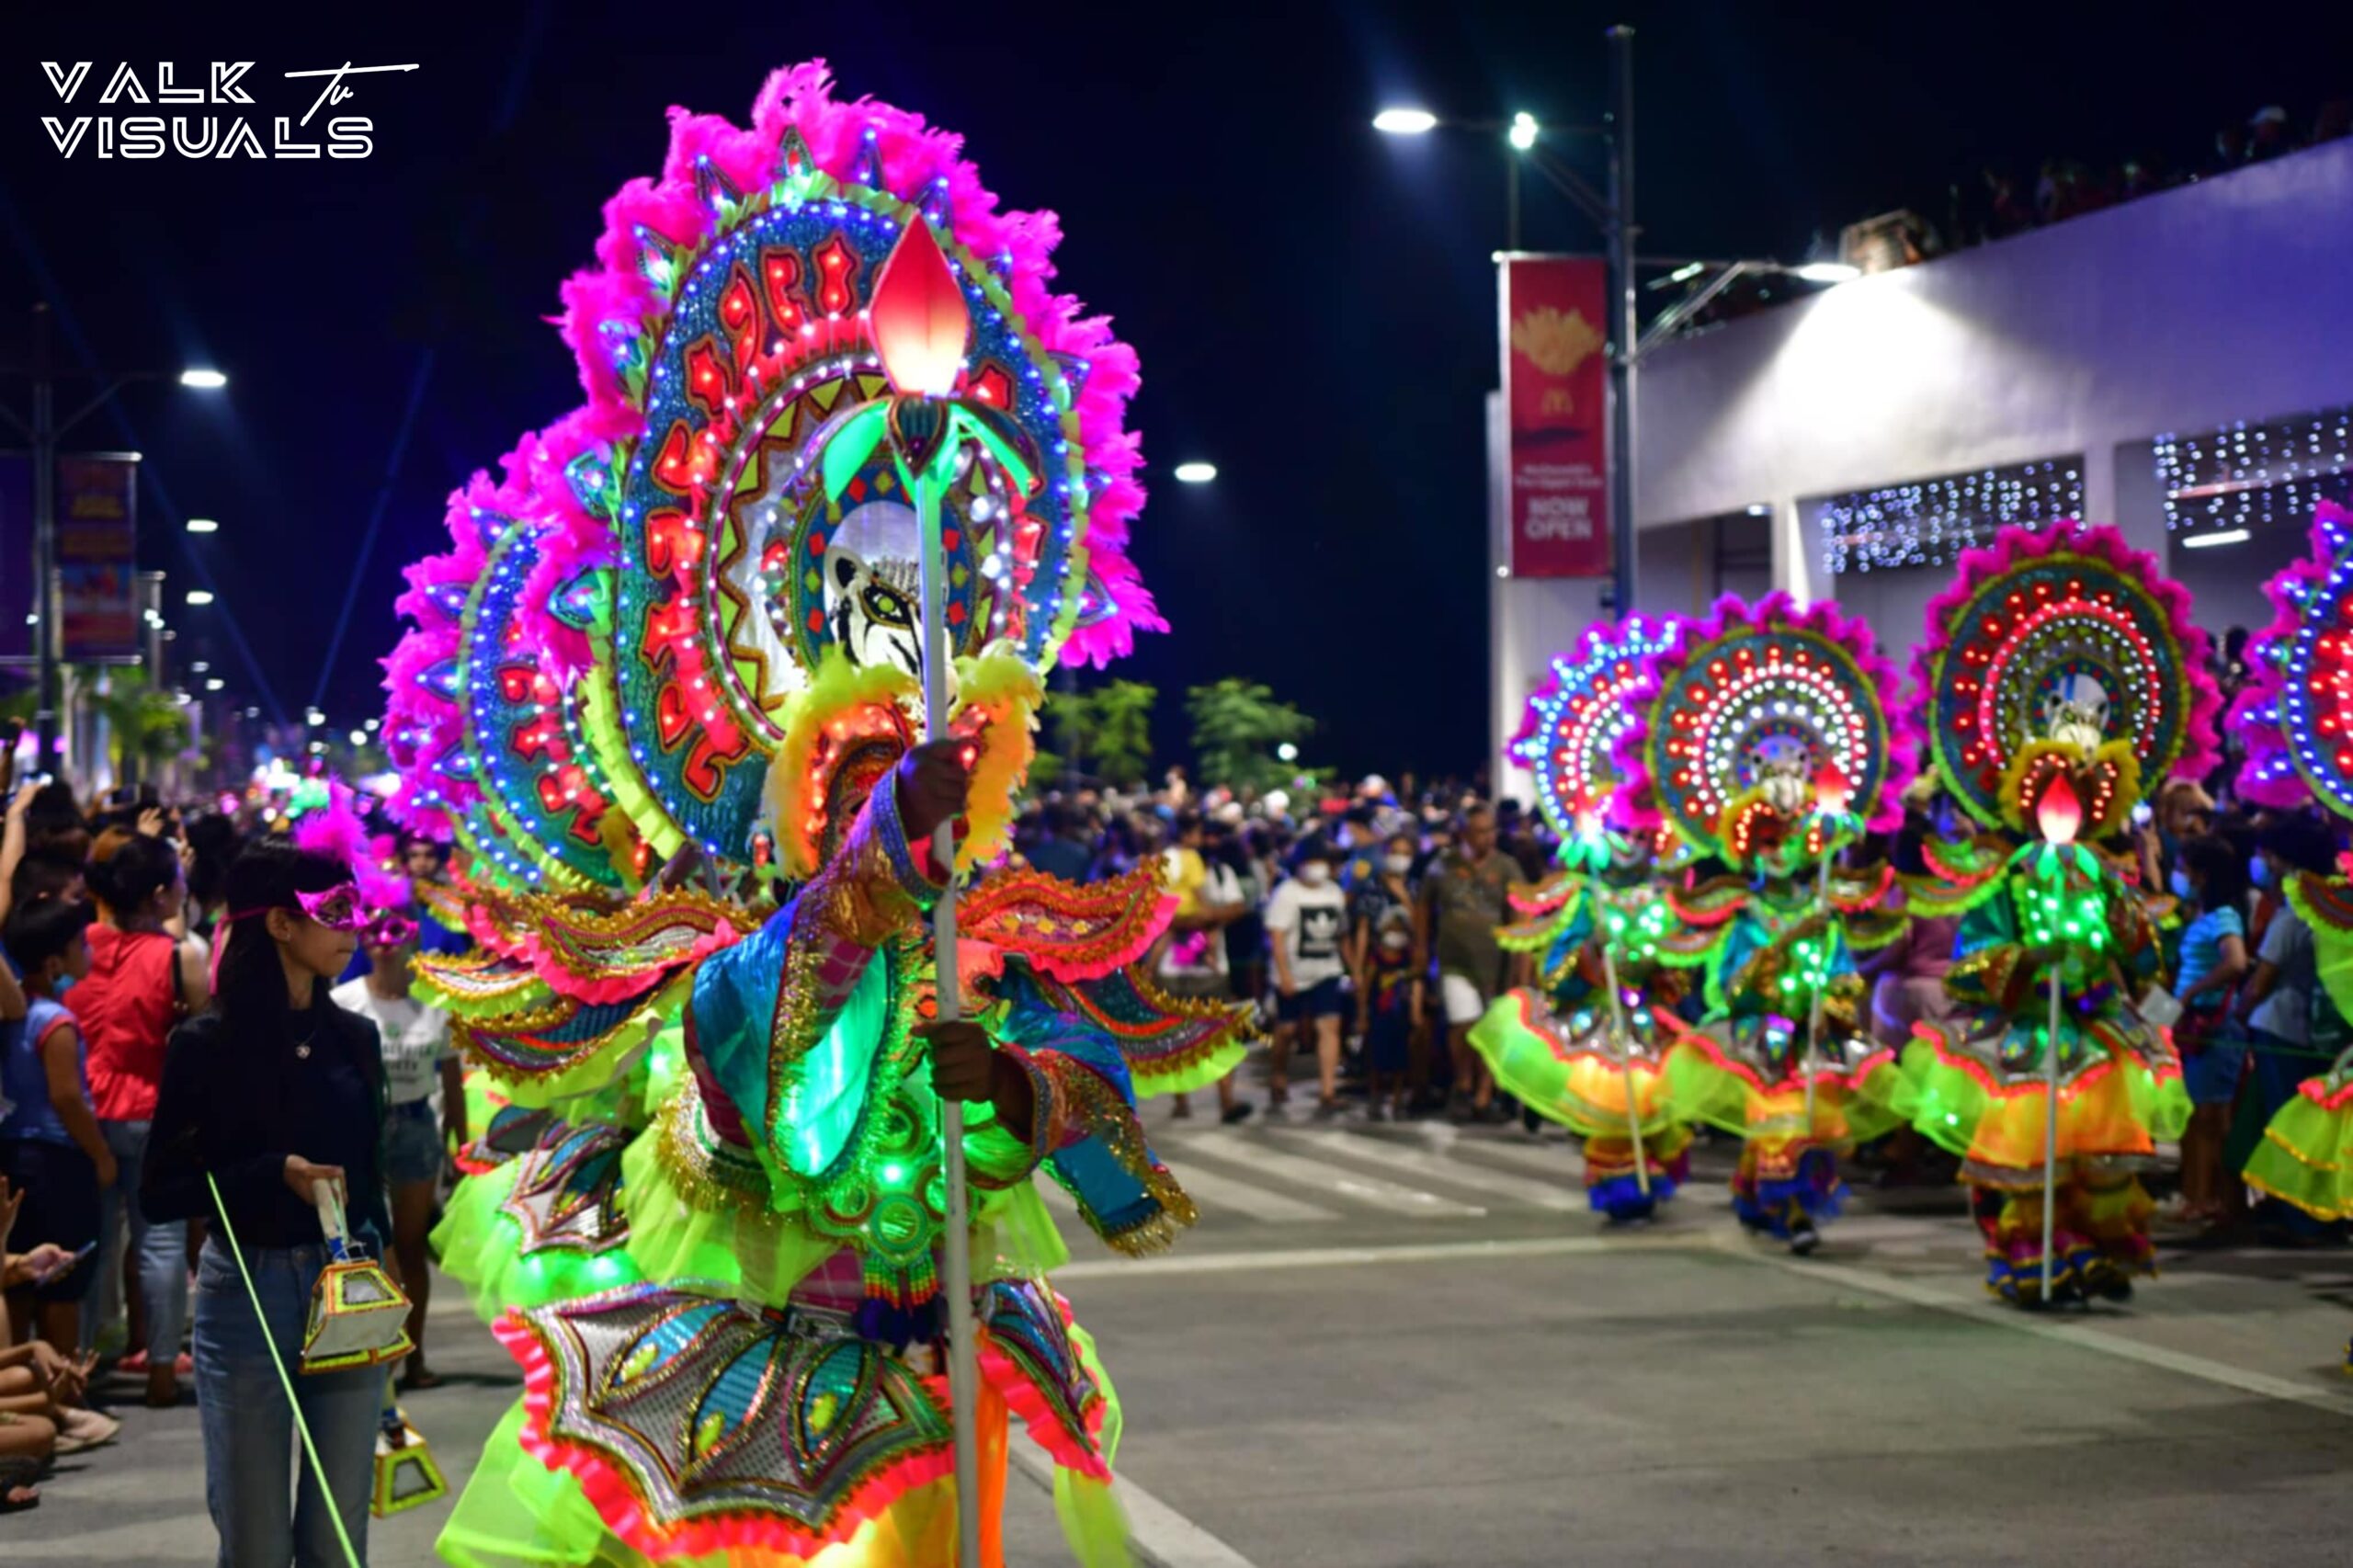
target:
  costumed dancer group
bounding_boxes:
[1472,518,2265,1312]
[346,61,1253,1568]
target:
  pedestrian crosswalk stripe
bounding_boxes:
[1262,1129,1586,1210]
[1179,1131,1487,1218]
[1162,1157,1339,1222]
[1037,1156,1340,1224]
[1424,1131,1590,1181]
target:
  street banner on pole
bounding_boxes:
[0,453,29,664]
[1500,256,1611,578]
[57,453,139,663]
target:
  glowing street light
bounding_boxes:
[184,589,214,606]
[1507,111,1540,151]
[1277,742,1300,763]
[178,369,229,390]
[205,678,224,691]
[1372,108,1438,136]
[186,517,219,534]
[1172,461,1218,484]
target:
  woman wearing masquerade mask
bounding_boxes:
[331,896,456,1392]
[142,840,392,1567]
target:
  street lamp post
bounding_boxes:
[1603,24,1638,619]
[1377,24,1859,624]
[3,301,226,771]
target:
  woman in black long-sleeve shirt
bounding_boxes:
[143,839,390,1568]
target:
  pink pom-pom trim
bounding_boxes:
[1910,520,2222,798]
[1614,591,1918,842]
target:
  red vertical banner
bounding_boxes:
[1500,256,1610,577]
[57,454,139,662]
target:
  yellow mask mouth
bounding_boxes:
[1997,737,2142,841]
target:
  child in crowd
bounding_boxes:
[1,899,107,1356]
[1358,908,1425,1120]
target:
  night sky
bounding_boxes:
[6,2,2350,779]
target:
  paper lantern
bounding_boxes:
[301,1256,414,1372]
[373,1408,448,1517]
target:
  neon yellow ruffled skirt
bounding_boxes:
[1898,1021,2189,1184]
[2243,1074,2353,1221]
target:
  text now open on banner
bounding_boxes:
[1500,256,1610,578]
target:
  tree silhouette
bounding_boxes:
[1186,678,1313,797]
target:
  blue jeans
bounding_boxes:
[86,1118,188,1362]
[193,1237,379,1568]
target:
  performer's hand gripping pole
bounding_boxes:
[916,461,983,1568]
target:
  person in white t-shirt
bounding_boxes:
[1263,839,1351,1118]
[331,913,460,1390]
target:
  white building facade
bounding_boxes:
[1493,139,2353,800]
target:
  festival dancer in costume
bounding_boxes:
[1615,594,1916,1255]
[2225,500,2353,1363]
[368,64,1250,1568]
[1469,617,1698,1222]
[1902,521,2204,1308]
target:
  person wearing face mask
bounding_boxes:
[1356,912,1424,1121]
[1416,807,1513,1121]
[331,901,460,1391]
[2234,814,2336,1202]
[2164,835,2251,1230]
[1348,834,1422,1093]
[1264,841,1352,1117]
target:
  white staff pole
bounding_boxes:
[1597,929,1651,1197]
[1803,847,1833,1131]
[2040,962,2062,1305]
[915,459,982,1568]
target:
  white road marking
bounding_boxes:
[1053,1233,1653,1279]
[1426,1131,1590,1181]
[1008,1442,1261,1568]
[1180,1131,1485,1219]
[1161,1157,1339,1223]
[1041,1162,1336,1224]
[1262,1129,1586,1210]
[1727,1239,2353,1419]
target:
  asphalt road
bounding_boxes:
[31,1107,2353,1567]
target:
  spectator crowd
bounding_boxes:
[0,770,465,1517]
[1,703,2346,1521]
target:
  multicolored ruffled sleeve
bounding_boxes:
[975,1005,1198,1256]
[690,766,946,1169]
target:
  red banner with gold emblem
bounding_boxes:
[1500,256,1609,578]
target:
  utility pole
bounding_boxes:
[1604,24,1638,617]
[29,303,59,768]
